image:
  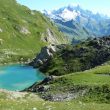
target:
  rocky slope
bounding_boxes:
[30,36,110,76]
[1,87,110,110]
[0,0,68,64]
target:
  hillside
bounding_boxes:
[26,37,110,104]
[26,64,110,103]
[31,36,110,76]
[1,88,110,110]
[0,36,110,109]
[0,0,67,64]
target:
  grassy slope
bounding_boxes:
[0,0,67,64]
[1,99,110,110]
[50,65,110,89]
[35,64,110,103]
[0,90,110,110]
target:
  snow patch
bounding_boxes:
[60,8,80,21]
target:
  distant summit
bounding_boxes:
[43,4,108,21]
[43,4,110,41]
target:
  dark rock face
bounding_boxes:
[88,36,110,48]
[24,76,54,92]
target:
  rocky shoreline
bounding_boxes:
[24,76,88,101]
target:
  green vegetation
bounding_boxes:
[1,100,110,110]
[55,65,110,86]
[39,37,110,76]
[0,0,67,64]
[3,64,108,110]
[32,64,110,103]
[0,91,110,110]
[29,36,110,106]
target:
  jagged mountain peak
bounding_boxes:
[43,4,110,41]
[43,4,82,21]
[43,4,109,22]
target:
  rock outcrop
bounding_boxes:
[41,28,68,44]
[20,27,31,34]
[24,76,87,101]
[0,28,3,32]
[24,76,55,92]
[29,44,66,68]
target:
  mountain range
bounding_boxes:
[0,0,110,109]
[43,4,110,41]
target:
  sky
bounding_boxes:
[16,0,110,16]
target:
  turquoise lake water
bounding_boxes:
[0,65,45,91]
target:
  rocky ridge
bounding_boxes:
[44,4,110,41]
[30,36,110,76]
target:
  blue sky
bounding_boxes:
[17,0,110,16]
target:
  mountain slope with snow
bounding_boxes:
[43,4,110,41]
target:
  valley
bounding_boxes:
[0,0,110,110]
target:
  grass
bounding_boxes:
[0,92,110,110]
[34,64,110,103]
[47,65,110,91]
[0,0,67,64]
[61,65,110,86]
[0,64,110,110]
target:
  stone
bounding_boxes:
[37,59,43,66]
[0,28,3,32]
[0,39,3,45]
[20,27,30,34]
[32,107,37,110]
